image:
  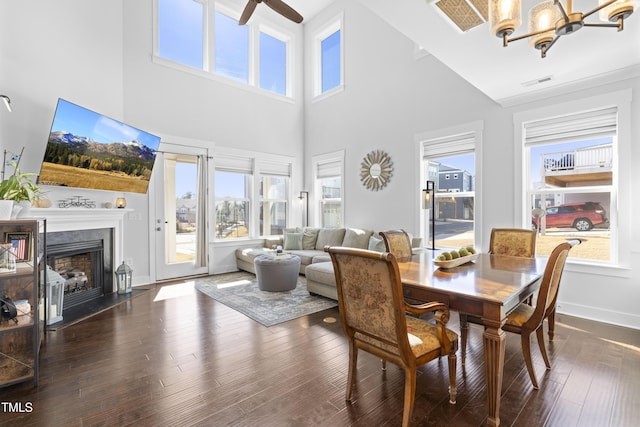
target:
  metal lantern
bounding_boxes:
[116,261,133,294]
[42,265,65,325]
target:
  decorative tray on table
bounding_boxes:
[433,253,479,269]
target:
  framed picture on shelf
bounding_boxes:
[4,232,32,262]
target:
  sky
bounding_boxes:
[176,162,197,197]
[51,98,161,150]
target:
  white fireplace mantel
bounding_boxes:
[26,208,132,284]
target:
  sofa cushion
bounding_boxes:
[368,235,385,252]
[302,227,320,250]
[312,254,331,263]
[284,232,303,250]
[288,250,323,266]
[236,247,271,264]
[305,262,336,287]
[315,228,346,250]
[342,228,374,249]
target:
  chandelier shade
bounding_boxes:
[528,1,562,48]
[599,0,636,21]
[488,0,636,57]
[489,0,521,37]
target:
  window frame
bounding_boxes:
[153,0,295,99]
[213,149,294,241]
[257,24,292,96]
[416,121,483,249]
[257,161,291,237]
[213,170,252,240]
[313,150,345,228]
[514,90,632,275]
[312,12,344,100]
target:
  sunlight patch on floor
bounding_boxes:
[154,281,196,302]
[217,279,252,289]
[600,337,640,353]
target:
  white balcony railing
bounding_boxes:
[542,144,613,175]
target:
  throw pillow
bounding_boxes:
[368,236,385,252]
[315,228,346,250]
[284,232,303,250]
[302,227,320,250]
[342,228,374,249]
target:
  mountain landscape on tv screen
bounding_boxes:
[38,131,157,193]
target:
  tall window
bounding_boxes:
[157,0,203,69]
[214,10,249,83]
[523,107,617,263]
[156,0,292,97]
[259,31,287,95]
[419,123,480,249]
[314,152,344,228]
[314,15,343,97]
[215,153,293,240]
[259,161,290,236]
[214,171,250,239]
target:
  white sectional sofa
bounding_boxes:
[235,227,421,300]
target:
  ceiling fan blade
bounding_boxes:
[239,0,258,25]
[264,0,304,23]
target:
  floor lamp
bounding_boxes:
[422,181,436,250]
[298,191,309,227]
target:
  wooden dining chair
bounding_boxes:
[488,227,537,258]
[461,239,580,389]
[460,227,538,361]
[379,229,413,261]
[326,246,458,427]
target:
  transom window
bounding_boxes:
[313,14,344,98]
[156,0,292,97]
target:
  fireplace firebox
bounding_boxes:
[46,228,114,311]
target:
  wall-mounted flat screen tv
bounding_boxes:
[37,98,161,194]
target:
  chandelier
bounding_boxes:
[489,0,636,57]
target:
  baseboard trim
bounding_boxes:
[558,302,640,330]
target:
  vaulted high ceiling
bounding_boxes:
[290,0,640,106]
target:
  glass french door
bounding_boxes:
[153,146,208,281]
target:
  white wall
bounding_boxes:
[304,1,640,329]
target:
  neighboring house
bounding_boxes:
[176,198,197,224]
[541,143,613,188]
[536,143,613,208]
[436,164,474,221]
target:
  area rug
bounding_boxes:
[194,271,337,327]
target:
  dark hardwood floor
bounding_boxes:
[1,278,639,426]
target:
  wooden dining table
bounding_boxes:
[397,252,547,427]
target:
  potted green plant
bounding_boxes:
[0,162,41,219]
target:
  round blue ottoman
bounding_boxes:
[254,255,301,291]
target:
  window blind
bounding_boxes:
[260,161,291,177]
[316,159,342,178]
[422,132,475,159]
[524,107,617,146]
[215,155,253,174]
